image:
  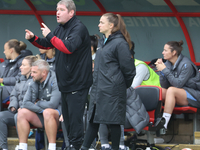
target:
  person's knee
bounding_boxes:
[166,87,176,95]
[17,108,29,121]
[43,109,57,120]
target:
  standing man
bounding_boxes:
[24,0,93,149]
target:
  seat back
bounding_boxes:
[124,85,164,148]
[2,100,10,109]
[135,85,161,111]
[125,85,163,131]
[135,85,163,129]
[0,58,4,63]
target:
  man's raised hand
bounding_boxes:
[41,23,51,37]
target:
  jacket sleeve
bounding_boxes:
[46,24,85,54]
[29,35,54,49]
[8,84,19,112]
[116,42,136,88]
[3,71,21,86]
[0,62,5,77]
[131,64,149,88]
[158,71,170,89]
[22,84,44,113]
[161,62,194,88]
[36,78,61,110]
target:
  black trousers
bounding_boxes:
[82,105,121,150]
[61,88,89,149]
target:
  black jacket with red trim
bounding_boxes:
[29,16,93,93]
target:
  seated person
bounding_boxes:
[131,58,160,88]
[36,48,69,149]
[0,55,39,150]
[17,59,62,150]
[38,48,56,71]
[0,39,32,103]
[90,34,100,72]
[99,42,161,150]
[155,40,200,129]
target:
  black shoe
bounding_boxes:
[154,117,165,127]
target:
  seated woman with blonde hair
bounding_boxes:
[0,55,39,150]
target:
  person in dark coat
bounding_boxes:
[155,40,200,129]
[0,39,32,103]
[25,1,92,149]
[81,13,135,150]
[98,42,152,150]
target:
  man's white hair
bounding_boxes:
[32,59,50,72]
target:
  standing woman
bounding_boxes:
[81,13,135,150]
[155,40,200,129]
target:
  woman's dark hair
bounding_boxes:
[6,39,26,54]
[102,13,132,49]
[166,40,183,56]
[90,34,100,53]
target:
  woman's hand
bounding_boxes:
[155,58,164,64]
[155,58,166,71]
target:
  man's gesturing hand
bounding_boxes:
[25,29,34,40]
[41,23,51,37]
